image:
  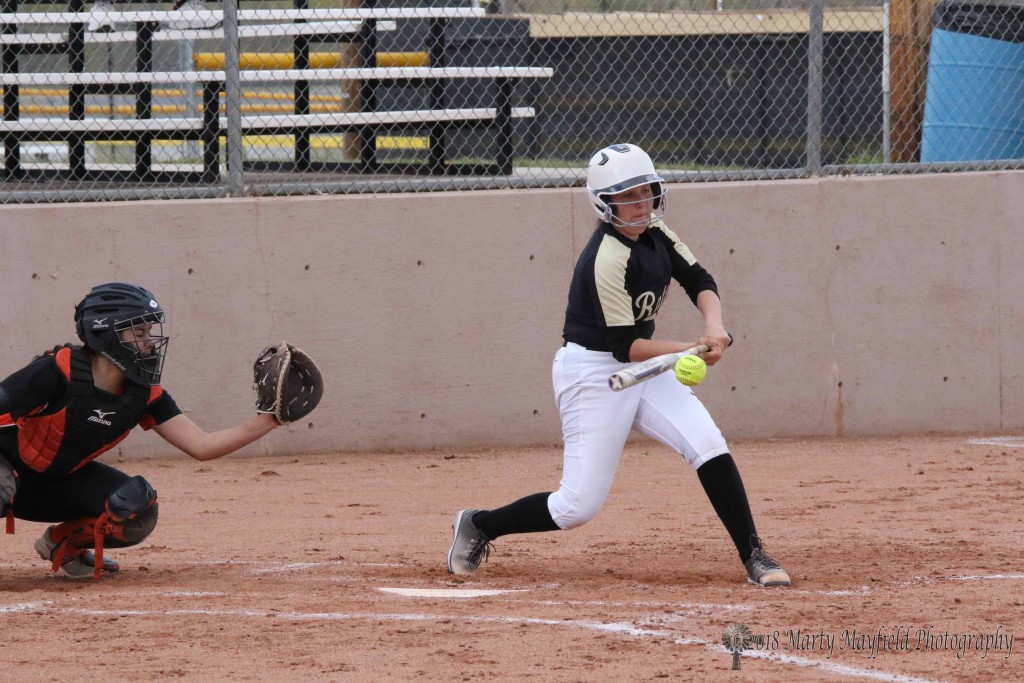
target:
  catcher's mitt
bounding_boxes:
[253,342,324,424]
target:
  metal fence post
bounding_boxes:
[182,37,200,163]
[807,0,824,174]
[223,0,245,194]
[882,0,892,163]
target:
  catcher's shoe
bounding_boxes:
[744,546,791,587]
[1,457,16,510]
[447,509,493,575]
[34,525,120,580]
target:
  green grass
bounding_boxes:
[843,148,884,165]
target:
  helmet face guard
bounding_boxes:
[600,182,667,229]
[75,282,169,386]
[112,311,168,386]
[585,143,667,229]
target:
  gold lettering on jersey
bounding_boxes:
[635,285,670,322]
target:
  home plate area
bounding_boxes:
[0,434,1020,681]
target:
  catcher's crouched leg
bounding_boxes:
[99,476,159,547]
[92,476,159,578]
[38,476,158,580]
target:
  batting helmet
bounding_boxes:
[74,282,168,386]
[585,143,666,226]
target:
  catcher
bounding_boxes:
[0,281,322,580]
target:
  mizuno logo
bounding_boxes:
[88,409,115,426]
[92,318,109,329]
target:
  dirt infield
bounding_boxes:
[1,433,1021,682]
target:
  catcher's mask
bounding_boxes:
[74,282,168,386]
[585,143,666,229]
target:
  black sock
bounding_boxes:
[696,454,759,563]
[473,492,560,540]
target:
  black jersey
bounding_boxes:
[562,220,718,362]
[0,350,181,431]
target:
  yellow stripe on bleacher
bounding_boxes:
[2,87,346,104]
[192,51,429,70]
[1,103,356,115]
[1,132,429,150]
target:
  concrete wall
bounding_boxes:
[2,171,1023,457]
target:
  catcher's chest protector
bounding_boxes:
[17,347,155,475]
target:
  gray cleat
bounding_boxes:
[744,546,791,587]
[447,509,492,575]
[34,525,120,580]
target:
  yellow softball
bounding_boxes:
[674,355,707,387]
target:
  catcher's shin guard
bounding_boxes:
[93,476,158,580]
[0,457,16,534]
[42,477,159,580]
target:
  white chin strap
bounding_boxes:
[610,213,660,229]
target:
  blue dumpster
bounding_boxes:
[921,1,1024,162]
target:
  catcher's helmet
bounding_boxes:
[585,143,666,226]
[74,282,168,386]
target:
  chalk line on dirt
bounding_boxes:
[378,587,529,598]
[0,601,945,683]
[967,436,1024,448]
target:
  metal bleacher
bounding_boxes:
[0,2,552,184]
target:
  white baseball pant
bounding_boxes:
[547,342,730,530]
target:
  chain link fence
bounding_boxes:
[1,0,1022,202]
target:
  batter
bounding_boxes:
[447,143,791,586]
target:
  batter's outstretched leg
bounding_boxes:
[697,454,790,587]
[743,538,790,587]
[447,493,561,575]
[447,510,492,575]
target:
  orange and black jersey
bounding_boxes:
[562,219,718,362]
[0,346,181,475]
